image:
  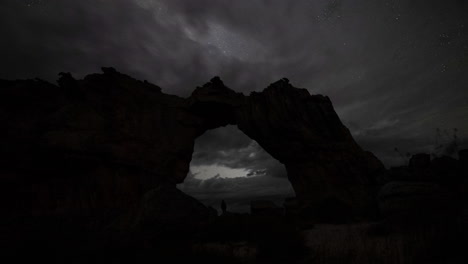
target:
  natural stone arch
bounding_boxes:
[188,77,384,220]
[0,68,384,229]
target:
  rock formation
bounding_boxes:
[0,68,384,230]
[377,151,468,226]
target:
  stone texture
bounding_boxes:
[0,68,384,228]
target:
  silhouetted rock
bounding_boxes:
[283,197,300,217]
[381,166,412,182]
[138,185,213,229]
[460,149,468,189]
[407,153,433,181]
[378,151,468,226]
[235,79,384,220]
[430,155,461,185]
[409,153,431,170]
[459,149,468,163]
[0,68,384,231]
[378,181,454,225]
[384,152,467,184]
[101,66,118,74]
[251,200,283,216]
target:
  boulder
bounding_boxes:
[138,185,214,230]
[409,153,431,169]
[408,153,433,181]
[430,155,461,185]
[250,200,283,216]
[378,181,454,224]
[459,149,468,164]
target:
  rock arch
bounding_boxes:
[188,76,384,220]
[0,68,383,228]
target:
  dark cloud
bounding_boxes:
[0,0,230,95]
[191,125,287,178]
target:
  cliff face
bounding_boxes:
[0,68,383,229]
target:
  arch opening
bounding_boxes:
[177,125,296,214]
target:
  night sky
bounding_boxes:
[2,0,468,212]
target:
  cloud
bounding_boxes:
[191,125,288,178]
[0,0,239,95]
